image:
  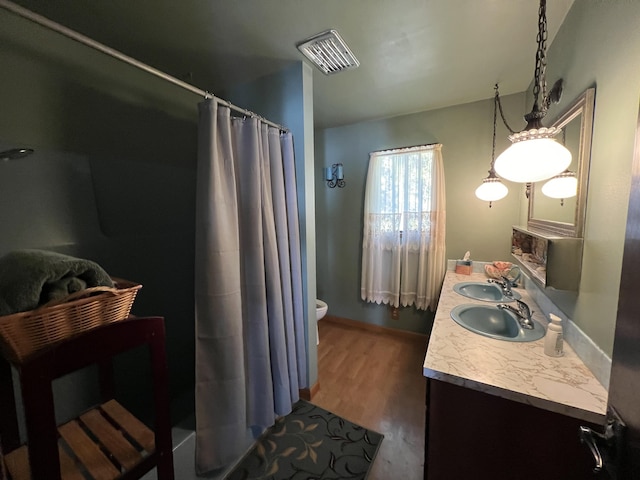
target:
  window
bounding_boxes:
[360,144,446,311]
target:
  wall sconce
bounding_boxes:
[325,163,345,188]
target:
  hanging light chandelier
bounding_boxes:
[541,169,577,205]
[494,0,571,183]
[476,85,508,207]
[540,128,576,205]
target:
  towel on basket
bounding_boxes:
[0,249,114,316]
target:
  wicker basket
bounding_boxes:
[0,278,141,364]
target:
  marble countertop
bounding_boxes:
[423,270,608,424]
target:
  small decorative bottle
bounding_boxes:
[544,314,564,357]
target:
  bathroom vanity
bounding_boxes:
[423,269,608,479]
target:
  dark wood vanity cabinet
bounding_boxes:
[424,379,607,480]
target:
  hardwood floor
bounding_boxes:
[311,317,428,480]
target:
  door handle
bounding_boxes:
[579,408,626,479]
[579,426,603,472]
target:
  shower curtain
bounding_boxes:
[194,100,307,474]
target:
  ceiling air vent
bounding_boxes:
[296,29,359,75]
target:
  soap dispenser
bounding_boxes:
[544,314,564,357]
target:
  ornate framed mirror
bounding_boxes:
[527,88,595,237]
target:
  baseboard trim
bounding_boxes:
[299,381,320,401]
[321,315,429,340]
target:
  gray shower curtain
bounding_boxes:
[194,100,307,474]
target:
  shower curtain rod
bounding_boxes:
[0,0,288,132]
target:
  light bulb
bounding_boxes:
[495,134,572,183]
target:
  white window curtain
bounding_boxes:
[361,144,446,311]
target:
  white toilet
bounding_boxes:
[315,299,328,345]
[316,299,328,321]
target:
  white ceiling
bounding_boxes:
[9,0,575,129]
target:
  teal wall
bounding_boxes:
[526,1,640,356]
[0,7,198,425]
[315,93,526,333]
[3,0,638,424]
[315,0,640,356]
[0,7,314,426]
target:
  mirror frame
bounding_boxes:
[527,87,595,237]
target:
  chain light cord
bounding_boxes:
[494,84,517,135]
[490,86,498,168]
[530,0,548,116]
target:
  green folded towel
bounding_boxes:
[0,249,114,316]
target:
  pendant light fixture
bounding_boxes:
[541,169,577,206]
[476,85,508,207]
[540,129,576,205]
[494,0,571,183]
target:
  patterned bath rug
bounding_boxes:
[225,400,383,480]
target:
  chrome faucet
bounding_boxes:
[487,275,517,297]
[497,299,535,330]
